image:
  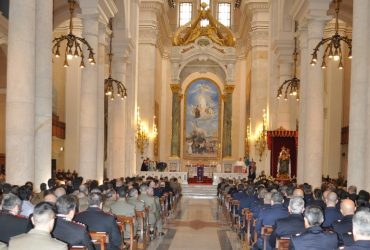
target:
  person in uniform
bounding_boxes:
[322,191,343,228]
[74,192,122,250]
[127,188,145,211]
[110,186,137,239]
[255,192,289,249]
[269,197,305,248]
[332,199,356,247]
[8,202,67,250]
[343,210,370,249]
[52,195,94,250]
[290,205,338,250]
[0,193,31,244]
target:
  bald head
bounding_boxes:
[293,189,304,198]
[340,199,356,216]
[264,192,272,205]
[323,190,330,201]
[326,191,338,207]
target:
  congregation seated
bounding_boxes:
[322,191,343,228]
[110,186,136,237]
[8,202,67,250]
[255,192,289,249]
[74,192,122,250]
[343,210,370,249]
[332,199,356,247]
[269,197,305,248]
[0,193,31,245]
[51,195,94,250]
[290,205,338,250]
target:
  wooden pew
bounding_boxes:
[261,226,273,250]
[276,237,290,250]
[90,232,108,250]
[117,215,136,250]
[232,200,240,230]
[69,247,87,250]
[135,209,148,239]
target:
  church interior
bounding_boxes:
[1,0,370,250]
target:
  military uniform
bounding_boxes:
[332,215,354,246]
[322,207,343,228]
[127,197,145,211]
[239,195,258,215]
[255,204,289,250]
[110,198,137,238]
[290,226,338,250]
[75,207,122,250]
[343,240,370,250]
[139,194,163,233]
[52,215,94,250]
[0,211,32,244]
[8,229,67,250]
[269,213,305,248]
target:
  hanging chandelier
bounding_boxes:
[310,0,352,69]
[52,0,95,68]
[104,19,127,101]
[277,23,300,102]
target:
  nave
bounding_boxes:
[147,197,241,250]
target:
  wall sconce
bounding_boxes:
[255,109,267,161]
[135,107,159,156]
[245,117,251,156]
[136,107,149,156]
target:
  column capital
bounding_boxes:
[224,85,235,94]
[79,0,117,25]
[170,84,181,93]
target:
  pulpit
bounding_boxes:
[197,166,204,181]
[186,163,216,184]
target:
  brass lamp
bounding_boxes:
[255,109,267,162]
[310,0,352,69]
[136,107,149,156]
[52,0,95,68]
[104,19,127,101]
[277,22,300,102]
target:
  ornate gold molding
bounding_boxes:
[172,3,235,47]
[170,84,181,93]
[224,85,235,94]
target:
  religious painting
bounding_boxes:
[184,79,220,159]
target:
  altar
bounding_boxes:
[185,163,216,184]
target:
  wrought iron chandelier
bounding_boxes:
[277,23,300,102]
[52,0,95,68]
[310,0,352,69]
[104,19,127,101]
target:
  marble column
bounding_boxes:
[6,0,36,184]
[107,42,129,179]
[79,12,99,180]
[170,84,181,157]
[96,24,107,182]
[222,85,235,158]
[303,18,327,187]
[35,0,53,189]
[348,0,370,190]
[297,27,308,184]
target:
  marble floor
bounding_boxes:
[146,197,244,250]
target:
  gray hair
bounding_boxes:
[289,197,305,214]
[353,210,370,237]
[271,192,284,204]
[304,205,324,226]
[1,193,22,211]
[139,184,149,193]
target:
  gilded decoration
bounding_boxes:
[172,3,235,47]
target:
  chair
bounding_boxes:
[89,232,109,250]
[261,226,273,250]
[276,237,290,250]
[135,210,148,239]
[231,200,240,230]
[117,215,136,250]
[69,247,87,250]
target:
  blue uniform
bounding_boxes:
[322,206,343,228]
[290,225,338,250]
[332,215,354,246]
[343,240,370,250]
[239,195,258,215]
[232,191,247,201]
[269,213,305,248]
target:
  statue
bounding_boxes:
[278,146,290,177]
